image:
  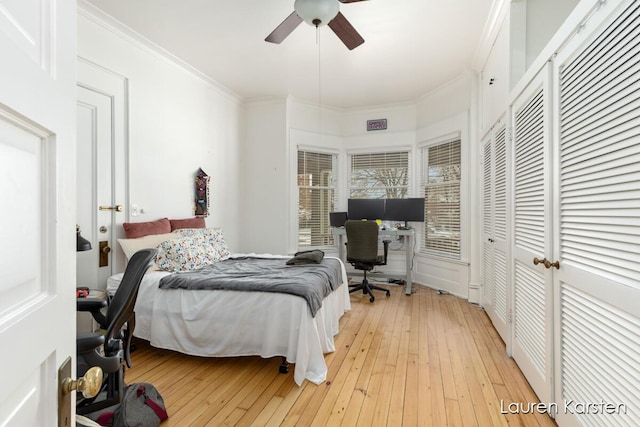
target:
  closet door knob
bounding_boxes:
[545,260,560,270]
[533,257,546,266]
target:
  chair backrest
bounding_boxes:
[105,248,157,343]
[345,220,379,265]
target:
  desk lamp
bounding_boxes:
[76,225,92,252]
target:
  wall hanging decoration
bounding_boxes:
[194,168,210,217]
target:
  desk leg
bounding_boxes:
[405,234,412,295]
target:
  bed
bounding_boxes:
[110,222,350,386]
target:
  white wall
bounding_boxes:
[525,0,580,69]
[416,73,474,129]
[78,8,243,251]
[480,15,511,134]
[239,97,290,254]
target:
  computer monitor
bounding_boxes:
[347,198,385,221]
[383,198,425,225]
[329,212,348,227]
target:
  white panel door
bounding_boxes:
[77,85,114,287]
[77,58,129,287]
[510,66,553,404]
[553,1,640,425]
[0,0,77,426]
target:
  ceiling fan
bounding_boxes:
[265,0,367,50]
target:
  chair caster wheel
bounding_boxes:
[369,296,375,303]
[386,291,390,297]
[279,357,289,374]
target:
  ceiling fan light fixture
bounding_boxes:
[294,0,339,27]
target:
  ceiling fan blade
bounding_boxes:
[328,12,365,50]
[338,0,368,3]
[265,11,303,44]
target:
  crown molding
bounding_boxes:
[78,0,243,105]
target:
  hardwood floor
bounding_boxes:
[125,284,557,426]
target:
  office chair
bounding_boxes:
[76,248,157,415]
[345,220,391,303]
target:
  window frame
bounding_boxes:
[296,148,338,248]
[347,149,411,199]
[419,138,462,260]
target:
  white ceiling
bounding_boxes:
[85,0,497,108]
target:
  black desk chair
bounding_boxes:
[76,248,157,415]
[345,220,391,303]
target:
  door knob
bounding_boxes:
[533,257,547,266]
[61,366,103,398]
[544,259,560,270]
[99,204,123,212]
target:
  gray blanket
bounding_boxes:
[158,256,343,317]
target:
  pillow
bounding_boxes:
[118,233,178,271]
[176,227,230,261]
[169,217,206,231]
[155,235,213,272]
[156,228,230,272]
[123,218,171,238]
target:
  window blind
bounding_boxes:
[297,150,336,247]
[349,151,409,198]
[422,140,461,258]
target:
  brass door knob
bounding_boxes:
[533,257,546,266]
[61,366,103,398]
[545,260,560,270]
[102,245,111,254]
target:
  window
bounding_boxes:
[297,150,337,247]
[421,140,461,259]
[349,151,409,198]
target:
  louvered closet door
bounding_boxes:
[482,136,495,316]
[553,2,640,426]
[511,67,553,404]
[482,122,509,344]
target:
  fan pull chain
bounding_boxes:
[317,27,323,134]
[317,28,322,108]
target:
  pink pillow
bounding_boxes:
[123,218,171,238]
[169,217,206,231]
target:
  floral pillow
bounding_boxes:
[156,235,211,272]
[156,228,230,272]
[175,227,230,261]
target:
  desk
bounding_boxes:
[333,227,415,295]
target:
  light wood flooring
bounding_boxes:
[126,284,557,426]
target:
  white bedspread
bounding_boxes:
[107,255,351,385]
